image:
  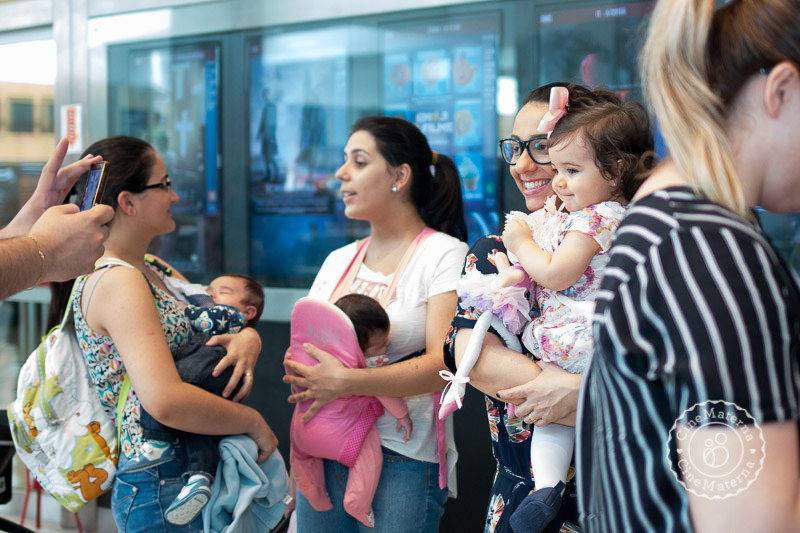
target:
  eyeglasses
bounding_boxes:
[498,135,550,165]
[137,179,172,192]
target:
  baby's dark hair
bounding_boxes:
[548,88,656,201]
[226,274,264,327]
[334,294,390,353]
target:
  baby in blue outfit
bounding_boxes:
[139,274,265,526]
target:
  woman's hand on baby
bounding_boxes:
[496,362,580,426]
[209,327,262,402]
[249,416,278,463]
[501,219,532,255]
[395,415,413,442]
[283,343,350,423]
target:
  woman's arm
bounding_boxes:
[452,328,541,395]
[683,421,800,532]
[90,267,277,459]
[284,291,457,422]
[453,329,579,426]
[503,220,600,291]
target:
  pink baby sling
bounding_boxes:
[289,227,449,526]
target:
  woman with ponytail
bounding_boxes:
[283,116,468,531]
[577,1,800,531]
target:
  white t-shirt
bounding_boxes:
[308,230,468,495]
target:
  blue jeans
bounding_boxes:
[296,447,448,533]
[111,443,203,532]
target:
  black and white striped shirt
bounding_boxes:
[576,187,800,532]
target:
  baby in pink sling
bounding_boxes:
[289,294,412,528]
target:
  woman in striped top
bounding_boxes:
[577,1,800,532]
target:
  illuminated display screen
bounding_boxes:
[382,14,501,242]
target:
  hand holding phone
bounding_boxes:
[79,162,109,211]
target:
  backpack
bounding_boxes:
[7,263,131,513]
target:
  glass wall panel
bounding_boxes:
[247,27,358,287]
[0,37,56,227]
[0,33,56,404]
[90,0,797,292]
[108,42,222,281]
[247,9,506,287]
[536,1,653,99]
[381,13,502,242]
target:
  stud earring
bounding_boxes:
[391,185,399,193]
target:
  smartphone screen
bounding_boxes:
[80,162,108,211]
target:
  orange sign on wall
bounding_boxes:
[60,104,83,154]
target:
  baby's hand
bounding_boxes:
[502,219,531,253]
[395,415,413,442]
[493,252,525,289]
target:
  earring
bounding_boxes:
[391,185,399,193]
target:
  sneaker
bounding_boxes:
[165,474,212,525]
[509,481,565,533]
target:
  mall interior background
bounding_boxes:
[0,0,798,530]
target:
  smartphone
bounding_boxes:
[79,162,109,211]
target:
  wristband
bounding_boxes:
[26,234,46,285]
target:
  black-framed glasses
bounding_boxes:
[137,179,172,192]
[499,135,550,165]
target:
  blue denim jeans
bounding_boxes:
[111,443,203,532]
[295,447,448,533]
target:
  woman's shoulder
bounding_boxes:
[618,188,788,288]
[322,240,361,265]
[627,186,765,244]
[421,230,468,256]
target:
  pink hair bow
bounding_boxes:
[537,86,569,136]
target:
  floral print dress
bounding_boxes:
[72,264,194,460]
[442,199,625,532]
[521,200,626,373]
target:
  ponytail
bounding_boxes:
[641,0,800,218]
[352,116,467,242]
[418,152,467,242]
[641,0,745,216]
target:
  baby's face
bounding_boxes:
[364,330,390,358]
[207,276,249,313]
[549,131,616,212]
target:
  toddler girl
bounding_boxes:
[439,86,655,533]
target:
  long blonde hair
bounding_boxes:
[641,0,800,218]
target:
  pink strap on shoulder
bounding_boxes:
[329,227,435,307]
[329,237,370,304]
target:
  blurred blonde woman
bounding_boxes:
[576,1,800,532]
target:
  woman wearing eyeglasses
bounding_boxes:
[48,136,277,532]
[442,83,616,533]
